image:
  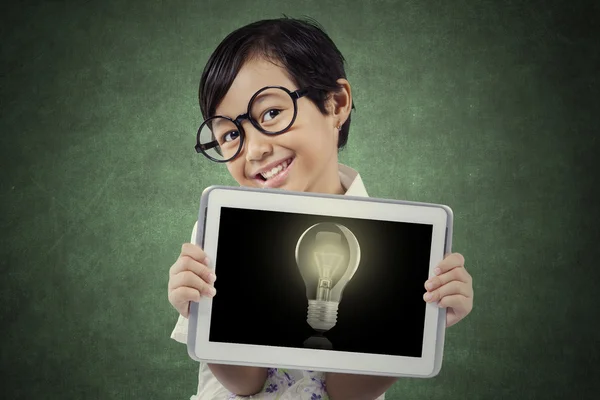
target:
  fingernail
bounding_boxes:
[434,267,441,275]
[423,292,432,301]
[208,273,217,283]
[208,287,216,297]
[204,257,211,266]
[426,281,435,290]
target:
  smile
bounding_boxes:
[260,158,293,180]
[254,157,295,188]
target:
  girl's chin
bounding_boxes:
[245,178,303,191]
[248,181,297,190]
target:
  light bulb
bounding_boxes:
[295,223,361,333]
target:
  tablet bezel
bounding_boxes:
[187,186,452,378]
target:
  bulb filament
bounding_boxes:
[313,251,343,301]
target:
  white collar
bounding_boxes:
[339,164,368,197]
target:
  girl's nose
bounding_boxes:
[243,123,273,161]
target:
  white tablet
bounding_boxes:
[187,186,453,378]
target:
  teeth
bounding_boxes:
[261,160,290,180]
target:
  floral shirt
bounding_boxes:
[226,368,328,400]
[171,165,385,400]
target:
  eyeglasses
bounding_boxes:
[195,86,310,162]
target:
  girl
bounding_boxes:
[168,17,474,400]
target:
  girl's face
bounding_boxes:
[214,57,352,195]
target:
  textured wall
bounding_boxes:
[1,0,598,399]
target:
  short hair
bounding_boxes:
[198,17,355,150]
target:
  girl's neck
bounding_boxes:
[310,166,345,195]
[321,158,345,195]
[332,179,345,195]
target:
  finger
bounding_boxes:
[423,281,471,303]
[180,243,209,264]
[437,294,473,314]
[434,253,465,275]
[170,255,216,284]
[425,266,472,291]
[168,270,217,298]
[169,287,202,317]
[169,285,200,307]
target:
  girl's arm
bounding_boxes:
[207,364,268,396]
[325,372,398,400]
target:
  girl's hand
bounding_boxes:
[423,253,473,328]
[168,243,217,318]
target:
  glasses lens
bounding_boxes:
[198,117,241,161]
[250,88,295,134]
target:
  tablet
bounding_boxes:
[187,186,453,378]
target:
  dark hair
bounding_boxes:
[198,17,354,150]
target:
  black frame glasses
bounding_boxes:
[195,86,310,163]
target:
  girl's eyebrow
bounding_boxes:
[252,92,275,107]
[211,119,221,129]
[211,118,228,131]
[215,88,289,120]
[252,89,290,107]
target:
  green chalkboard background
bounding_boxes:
[1,0,599,399]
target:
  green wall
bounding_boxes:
[1,0,598,398]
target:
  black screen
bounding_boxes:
[208,207,433,358]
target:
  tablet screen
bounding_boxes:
[208,206,433,358]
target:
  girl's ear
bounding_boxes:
[330,78,352,126]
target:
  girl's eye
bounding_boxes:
[262,109,281,123]
[221,130,240,143]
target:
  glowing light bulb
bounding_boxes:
[295,223,361,333]
[313,232,344,302]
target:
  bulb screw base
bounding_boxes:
[307,300,339,332]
